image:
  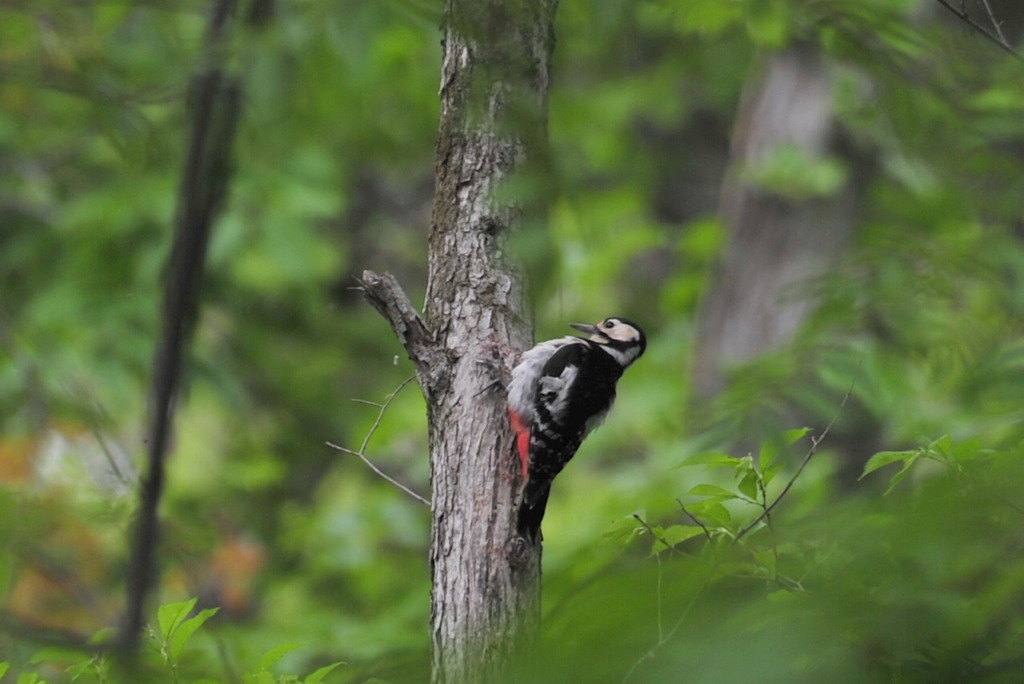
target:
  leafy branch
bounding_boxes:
[624,386,857,679]
[733,383,852,544]
[632,514,688,556]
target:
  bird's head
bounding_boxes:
[570,317,647,366]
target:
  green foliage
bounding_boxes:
[528,432,1024,683]
[860,433,989,494]
[154,598,219,674]
[2,0,1024,681]
[7,598,343,684]
[741,145,849,198]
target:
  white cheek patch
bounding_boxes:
[606,324,637,342]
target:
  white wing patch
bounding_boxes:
[507,336,583,425]
[538,364,579,424]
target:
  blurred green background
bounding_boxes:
[1,0,1024,681]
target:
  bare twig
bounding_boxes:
[620,574,711,684]
[732,382,855,544]
[935,0,1021,59]
[327,376,430,507]
[977,0,1009,46]
[328,441,431,507]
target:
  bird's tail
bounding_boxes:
[517,482,551,541]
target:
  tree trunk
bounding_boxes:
[121,0,241,655]
[692,43,865,400]
[361,1,558,682]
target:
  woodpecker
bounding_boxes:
[507,317,646,540]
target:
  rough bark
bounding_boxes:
[362,1,558,682]
[692,44,865,400]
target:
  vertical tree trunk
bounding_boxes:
[692,44,865,400]
[120,0,241,655]
[362,1,558,682]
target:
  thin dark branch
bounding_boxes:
[120,0,241,654]
[733,383,854,544]
[327,375,430,507]
[935,0,1021,59]
[632,514,681,555]
[675,498,712,542]
[355,376,417,455]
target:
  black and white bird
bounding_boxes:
[507,317,646,539]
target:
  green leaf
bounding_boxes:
[678,451,738,468]
[687,499,734,529]
[782,427,812,446]
[304,661,345,683]
[759,431,808,474]
[928,434,953,458]
[686,484,738,499]
[662,525,707,547]
[244,672,276,684]
[743,146,848,198]
[157,597,198,643]
[882,459,919,495]
[258,643,302,672]
[87,627,117,646]
[168,607,218,661]
[737,470,760,501]
[66,657,102,680]
[860,450,918,479]
[0,663,8,680]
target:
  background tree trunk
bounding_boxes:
[362,1,557,682]
[120,0,241,655]
[692,44,866,400]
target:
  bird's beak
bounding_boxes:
[569,322,598,335]
[570,322,607,341]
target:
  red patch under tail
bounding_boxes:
[507,408,530,481]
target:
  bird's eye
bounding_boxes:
[604,320,615,329]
